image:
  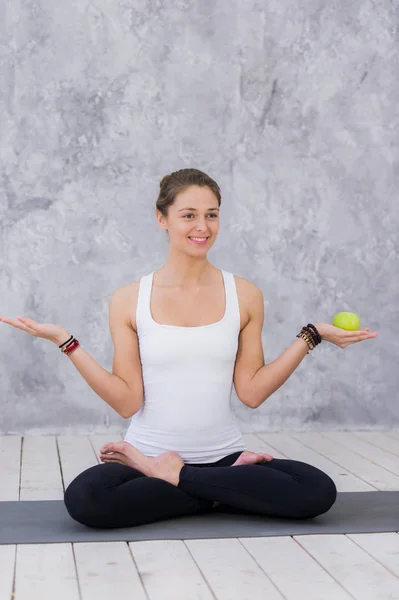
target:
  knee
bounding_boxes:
[304,473,337,519]
[64,475,90,526]
[64,469,105,528]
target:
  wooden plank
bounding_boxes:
[129,540,214,599]
[348,533,399,578]
[242,434,289,458]
[57,435,98,489]
[14,544,80,600]
[74,541,147,600]
[185,538,285,600]
[0,436,21,500]
[20,436,64,500]
[293,432,399,490]
[240,536,352,600]
[257,432,374,491]
[355,432,399,457]
[323,432,399,477]
[89,433,123,461]
[0,545,16,600]
[296,534,399,600]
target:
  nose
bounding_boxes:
[195,216,208,231]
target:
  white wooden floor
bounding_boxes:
[1,430,399,600]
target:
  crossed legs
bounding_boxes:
[64,443,337,529]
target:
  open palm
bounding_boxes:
[319,323,378,349]
[0,315,68,345]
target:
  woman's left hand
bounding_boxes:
[315,322,378,349]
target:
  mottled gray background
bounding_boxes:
[1,0,398,435]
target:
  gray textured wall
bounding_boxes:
[1,0,398,435]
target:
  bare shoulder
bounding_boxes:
[233,275,264,328]
[110,280,140,332]
[233,275,263,299]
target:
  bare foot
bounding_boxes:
[100,441,149,470]
[150,452,185,486]
[231,450,273,466]
[99,441,184,486]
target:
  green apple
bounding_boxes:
[333,312,361,331]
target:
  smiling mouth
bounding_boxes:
[188,236,210,244]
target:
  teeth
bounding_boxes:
[189,237,208,241]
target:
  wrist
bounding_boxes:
[53,330,71,346]
[315,322,325,340]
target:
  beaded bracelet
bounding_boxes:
[306,323,322,344]
[303,326,318,347]
[296,323,322,354]
[297,331,315,353]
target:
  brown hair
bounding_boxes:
[156,168,222,217]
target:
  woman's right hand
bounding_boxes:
[0,315,70,346]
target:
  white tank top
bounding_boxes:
[124,269,247,463]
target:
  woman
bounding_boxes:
[0,168,378,529]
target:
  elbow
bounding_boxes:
[239,393,261,409]
[247,399,260,409]
[119,397,143,419]
[119,409,134,419]
[242,394,268,409]
[119,408,138,419]
[236,381,268,410]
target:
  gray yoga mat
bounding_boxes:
[0,492,398,545]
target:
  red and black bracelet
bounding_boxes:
[59,335,80,356]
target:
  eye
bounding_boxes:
[182,213,218,219]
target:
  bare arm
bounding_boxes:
[54,286,143,418]
[233,281,377,408]
[233,282,311,409]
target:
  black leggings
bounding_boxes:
[64,451,337,529]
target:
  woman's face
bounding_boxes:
[156,185,220,256]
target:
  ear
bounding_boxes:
[155,209,168,231]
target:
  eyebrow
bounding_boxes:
[177,207,220,212]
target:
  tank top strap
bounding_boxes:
[222,270,240,329]
[136,272,154,333]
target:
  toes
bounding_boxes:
[100,442,124,454]
[261,453,274,461]
[100,443,111,453]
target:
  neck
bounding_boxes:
[156,247,215,286]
